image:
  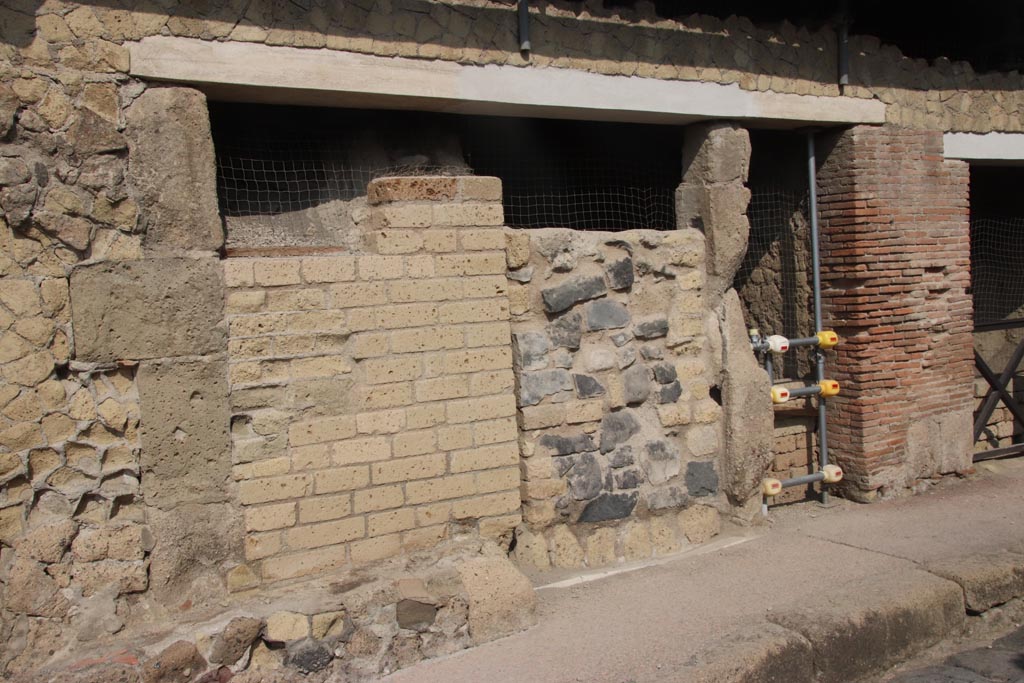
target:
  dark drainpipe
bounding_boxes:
[518,0,531,58]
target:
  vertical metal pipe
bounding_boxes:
[807,132,829,505]
[837,22,849,87]
[765,354,774,385]
[837,0,850,88]
[518,0,531,55]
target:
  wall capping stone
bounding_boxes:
[944,132,1024,164]
[128,36,886,128]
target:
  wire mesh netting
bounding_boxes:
[734,186,813,380]
[211,103,683,232]
[970,217,1024,328]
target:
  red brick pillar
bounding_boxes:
[816,126,974,500]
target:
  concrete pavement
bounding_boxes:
[384,458,1024,683]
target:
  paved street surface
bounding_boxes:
[886,625,1024,682]
[384,458,1024,683]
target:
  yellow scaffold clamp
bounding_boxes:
[816,330,840,350]
[762,478,783,497]
[818,379,841,397]
[770,386,791,404]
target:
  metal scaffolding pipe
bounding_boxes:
[788,336,822,347]
[781,471,826,489]
[807,131,830,505]
[787,385,823,399]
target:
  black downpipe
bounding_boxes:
[837,0,850,89]
[518,0,531,58]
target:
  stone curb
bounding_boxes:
[925,551,1024,614]
[683,568,968,683]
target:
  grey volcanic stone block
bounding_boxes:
[553,456,574,478]
[518,369,572,407]
[287,640,333,673]
[608,445,635,468]
[642,440,681,486]
[126,87,224,253]
[615,470,642,489]
[610,331,633,347]
[600,411,641,453]
[567,453,602,501]
[541,275,607,313]
[646,486,688,511]
[572,373,606,399]
[686,461,719,498]
[578,492,638,522]
[605,258,634,290]
[70,258,225,363]
[634,317,669,339]
[539,433,597,456]
[640,345,664,360]
[585,300,630,331]
[138,358,231,509]
[513,331,549,371]
[548,311,583,350]
[622,365,651,405]
[652,363,678,384]
[658,381,683,404]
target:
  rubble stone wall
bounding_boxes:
[224,177,522,587]
[509,228,721,526]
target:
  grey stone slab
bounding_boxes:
[566,453,602,501]
[518,369,572,407]
[577,492,638,523]
[622,364,651,405]
[547,311,583,350]
[70,258,226,363]
[572,373,605,399]
[126,87,224,253]
[599,410,640,453]
[605,258,634,291]
[512,331,549,371]
[137,357,232,509]
[585,299,630,331]
[538,433,597,457]
[686,461,719,497]
[541,275,607,314]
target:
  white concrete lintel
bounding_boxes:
[129,36,886,128]
[944,132,1024,165]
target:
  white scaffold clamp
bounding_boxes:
[762,478,783,497]
[822,464,844,484]
[766,335,790,354]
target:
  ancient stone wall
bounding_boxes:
[4,1,1020,133]
[223,177,522,587]
[506,227,726,567]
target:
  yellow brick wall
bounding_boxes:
[224,176,521,584]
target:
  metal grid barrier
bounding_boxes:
[970,217,1024,330]
[211,102,684,231]
[735,186,813,339]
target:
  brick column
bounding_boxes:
[817,126,974,499]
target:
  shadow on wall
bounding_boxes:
[1,0,1020,92]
